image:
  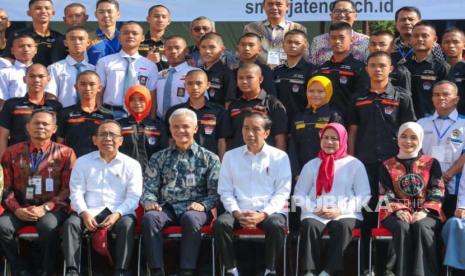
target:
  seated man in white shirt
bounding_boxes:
[0,34,37,109]
[62,120,143,276]
[96,21,158,119]
[215,112,291,276]
[418,80,465,217]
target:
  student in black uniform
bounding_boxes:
[5,0,63,66]
[229,63,287,151]
[0,64,62,158]
[118,84,168,171]
[289,75,343,177]
[199,33,236,107]
[234,33,277,97]
[369,30,412,93]
[442,28,465,114]
[138,4,171,71]
[165,69,232,159]
[405,21,450,118]
[348,52,416,274]
[313,22,368,122]
[57,71,112,157]
[273,29,316,122]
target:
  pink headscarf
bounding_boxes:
[316,123,349,196]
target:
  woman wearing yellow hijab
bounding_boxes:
[289,75,344,175]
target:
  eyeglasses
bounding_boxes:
[96,132,122,139]
[192,26,210,32]
[332,9,355,15]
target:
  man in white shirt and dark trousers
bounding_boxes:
[418,80,465,218]
[215,112,291,276]
[62,120,143,276]
[46,26,95,108]
[96,21,158,119]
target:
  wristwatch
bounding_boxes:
[43,204,52,212]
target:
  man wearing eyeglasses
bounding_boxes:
[87,0,122,65]
[62,120,142,276]
[309,0,369,66]
[243,0,307,68]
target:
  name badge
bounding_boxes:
[30,176,42,195]
[45,178,54,192]
[25,186,34,200]
[267,50,280,66]
[185,173,196,187]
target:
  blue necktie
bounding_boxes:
[74,63,83,102]
[123,57,137,96]
[162,68,175,116]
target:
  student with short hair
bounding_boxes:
[404,21,450,118]
[442,28,465,113]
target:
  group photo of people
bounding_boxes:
[0,0,464,275]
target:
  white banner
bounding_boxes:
[2,0,465,22]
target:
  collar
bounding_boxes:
[242,142,270,157]
[188,45,199,54]
[28,140,52,154]
[286,57,306,69]
[14,60,31,69]
[169,61,189,72]
[433,109,459,121]
[264,19,287,30]
[144,32,165,42]
[188,97,210,110]
[241,89,267,101]
[26,95,46,105]
[413,53,434,64]
[92,150,124,163]
[119,50,141,59]
[330,53,352,64]
[65,55,90,66]
[203,60,222,71]
[370,82,395,96]
[168,141,200,155]
[96,28,119,39]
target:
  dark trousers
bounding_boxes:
[298,218,359,274]
[142,208,208,270]
[443,194,457,219]
[383,215,441,276]
[0,210,68,275]
[62,213,136,270]
[214,212,286,270]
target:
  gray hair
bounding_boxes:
[189,16,216,31]
[169,108,198,126]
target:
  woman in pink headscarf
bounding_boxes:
[294,123,371,276]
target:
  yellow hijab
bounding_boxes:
[306,75,333,111]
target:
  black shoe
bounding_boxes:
[113,269,131,276]
[65,268,80,276]
[14,270,31,276]
[151,268,165,276]
[178,269,195,276]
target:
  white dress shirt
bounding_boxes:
[218,143,291,215]
[96,50,158,106]
[0,57,11,69]
[294,155,371,224]
[156,62,196,118]
[45,55,95,107]
[70,151,143,217]
[0,61,31,100]
[418,109,465,195]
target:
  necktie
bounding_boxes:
[162,68,175,116]
[74,63,84,102]
[123,57,138,97]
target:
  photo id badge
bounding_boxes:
[267,50,280,66]
[31,176,42,195]
[45,178,54,192]
[186,173,196,187]
[25,186,34,200]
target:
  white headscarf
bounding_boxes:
[397,122,424,159]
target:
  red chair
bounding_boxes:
[368,197,392,274]
[137,208,217,276]
[294,226,362,276]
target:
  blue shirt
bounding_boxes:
[87,28,121,65]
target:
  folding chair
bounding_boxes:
[294,227,362,276]
[368,197,392,275]
[137,208,217,276]
[220,213,289,276]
